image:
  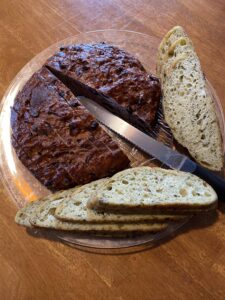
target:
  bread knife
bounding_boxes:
[46,65,225,198]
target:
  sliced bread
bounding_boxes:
[88,167,217,213]
[55,178,184,223]
[156,26,188,75]
[29,198,168,233]
[159,37,194,85]
[157,26,223,171]
[15,200,45,228]
[162,51,223,170]
[15,186,81,227]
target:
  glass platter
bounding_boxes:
[0,30,224,254]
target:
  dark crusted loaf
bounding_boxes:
[11,67,130,191]
[46,42,161,127]
[11,42,161,191]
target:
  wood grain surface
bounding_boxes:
[1,1,225,299]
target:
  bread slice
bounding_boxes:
[88,167,217,213]
[156,26,188,75]
[30,198,168,233]
[162,51,223,170]
[15,179,169,234]
[15,201,45,228]
[55,179,184,223]
[157,26,223,171]
[15,187,81,227]
[159,37,194,85]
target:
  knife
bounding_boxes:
[46,65,225,198]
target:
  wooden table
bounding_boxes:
[1,1,225,299]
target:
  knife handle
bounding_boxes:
[193,164,225,200]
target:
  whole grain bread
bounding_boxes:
[15,178,168,233]
[55,179,184,223]
[88,167,217,213]
[156,26,188,75]
[15,201,44,228]
[29,198,168,233]
[157,26,223,170]
[15,187,81,227]
[160,37,194,86]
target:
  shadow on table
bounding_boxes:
[26,227,63,243]
[26,210,218,255]
[149,211,218,250]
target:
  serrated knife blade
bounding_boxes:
[78,96,196,172]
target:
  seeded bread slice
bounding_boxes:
[15,187,81,227]
[29,198,168,233]
[162,49,223,170]
[159,37,194,86]
[55,178,184,223]
[15,201,44,228]
[157,25,223,170]
[156,26,188,75]
[88,167,217,213]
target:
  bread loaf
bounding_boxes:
[11,67,130,191]
[47,42,161,128]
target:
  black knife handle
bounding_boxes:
[193,164,225,200]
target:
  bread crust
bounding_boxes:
[46,42,161,127]
[11,67,130,191]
